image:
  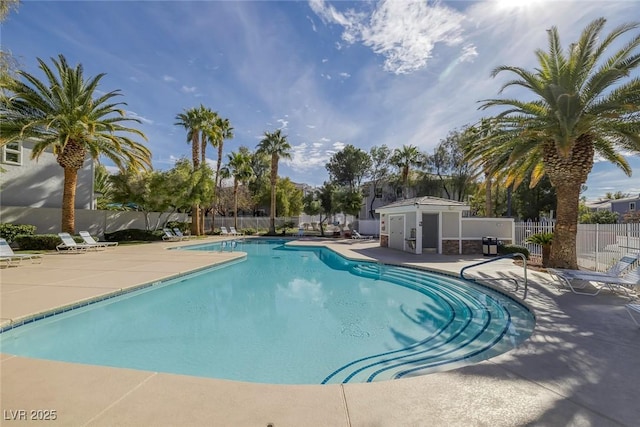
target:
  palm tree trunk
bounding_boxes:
[269,182,276,234]
[549,181,581,269]
[216,143,223,196]
[269,156,278,235]
[485,172,492,217]
[191,204,200,236]
[61,167,78,233]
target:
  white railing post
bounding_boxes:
[595,223,599,271]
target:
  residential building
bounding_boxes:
[610,194,640,218]
[0,140,94,209]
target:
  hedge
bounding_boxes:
[0,223,37,243]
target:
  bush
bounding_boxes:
[498,244,530,259]
[14,234,62,251]
[241,228,256,236]
[0,223,37,243]
[104,229,162,242]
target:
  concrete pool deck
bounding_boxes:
[1,237,638,426]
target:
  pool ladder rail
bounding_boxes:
[219,240,239,252]
[459,253,528,300]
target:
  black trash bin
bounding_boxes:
[482,236,498,256]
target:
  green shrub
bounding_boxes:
[14,234,62,251]
[0,223,37,243]
[104,229,162,242]
[498,244,530,259]
[241,228,256,236]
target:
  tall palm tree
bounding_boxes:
[0,54,151,233]
[210,116,234,193]
[221,149,254,229]
[390,144,424,199]
[470,18,640,269]
[175,106,209,235]
[199,106,218,166]
[256,129,291,235]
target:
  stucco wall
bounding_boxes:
[0,142,93,209]
[0,206,187,237]
[441,212,460,237]
[461,218,513,239]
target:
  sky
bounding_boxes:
[2,0,639,200]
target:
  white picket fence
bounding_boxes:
[514,221,640,272]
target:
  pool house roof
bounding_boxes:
[375,196,470,214]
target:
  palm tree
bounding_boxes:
[221,149,254,229]
[0,54,151,233]
[175,106,209,235]
[390,144,424,199]
[198,106,218,166]
[470,18,640,269]
[256,129,291,235]
[211,116,234,193]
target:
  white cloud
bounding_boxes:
[125,110,154,125]
[339,72,351,79]
[310,0,469,74]
[277,118,289,129]
[163,75,176,82]
[181,85,196,93]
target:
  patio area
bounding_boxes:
[1,237,638,426]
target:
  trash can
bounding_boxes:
[482,236,498,256]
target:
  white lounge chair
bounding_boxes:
[0,238,43,265]
[79,231,118,248]
[549,265,640,297]
[229,226,243,236]
[548,254,638,281]
[219,227,231,236]
[162,228,182,241]
[548,254,639,295]
[351,230,374,240]
[56,233,92,252]
[173,228,195,240]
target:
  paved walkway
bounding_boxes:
[1,237,638,426]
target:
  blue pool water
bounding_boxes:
[0,239,534,384]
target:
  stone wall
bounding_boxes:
[442,239,513,255]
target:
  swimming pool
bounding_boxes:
[0,239,534,384]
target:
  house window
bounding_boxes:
[2,142,22,165]
[630,202,636,211]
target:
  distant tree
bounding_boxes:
[367,145,392,218]
[579,209,619,224]
[220,148,254,229]
[94,164,113,210]
[110,160,214,231]
[335,188,364,218]
[256,129,292,234]
[390,145,425,199]
[603,191,630,200]
[303,183,337,237]
[427,128,477,201]
[175,106,206,235]
[512,175,556,220]
[326,144,372,190]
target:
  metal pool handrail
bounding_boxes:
[460,253,529,299]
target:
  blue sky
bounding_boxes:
[3,0,639,200]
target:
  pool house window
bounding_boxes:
[2,142,22,165]
[630,202,636,211]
